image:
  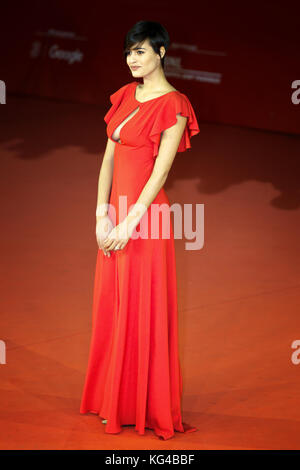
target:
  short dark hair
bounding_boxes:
[123,20,170,69]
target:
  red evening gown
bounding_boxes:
[79,81,200,440]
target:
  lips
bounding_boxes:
[131,66,140,70]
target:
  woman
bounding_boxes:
[79,20,200,440]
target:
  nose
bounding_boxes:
[128,55,139,66]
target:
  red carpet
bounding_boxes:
[0,94,300,449]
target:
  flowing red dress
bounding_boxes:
[79,81,200,440]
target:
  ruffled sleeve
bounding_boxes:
[103,82,132,124]
[149,93,200,157]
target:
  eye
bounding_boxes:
[125,50,144,56]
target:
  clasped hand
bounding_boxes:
[102,218,135,254]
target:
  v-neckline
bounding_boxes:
[110,82,178,144]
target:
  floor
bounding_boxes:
[0,94,300,449]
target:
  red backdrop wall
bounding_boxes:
[1,0,299,134]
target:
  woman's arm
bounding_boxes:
[96,137,116,221]
[124,114,188,229]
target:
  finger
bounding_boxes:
[103,244,111,252]
[107,241,117,251]
[102,237,110,246]
[99,243,106,253]
[104,246,111,256]
[104,240,115,249]
[100,244,109,256]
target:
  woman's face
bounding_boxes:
[126,38,163,77]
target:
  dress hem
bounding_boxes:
[79,409,198,440]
